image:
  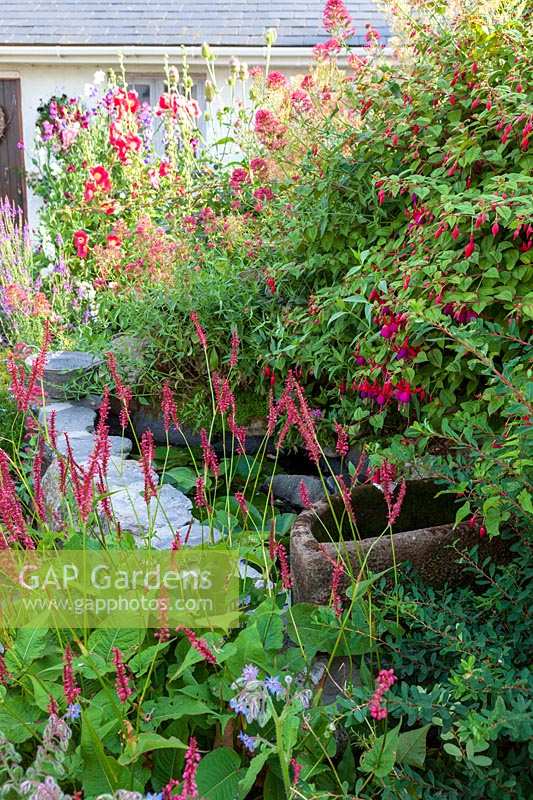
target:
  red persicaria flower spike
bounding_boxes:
[112,647,132,703]
[8,321,52,412]
[0,654,11,686]
[171,530,182,551]
[48,409,58,450]
[106,352,132,428]
[63,644,81,705]
[194,476,209,510]
[200,429,219,477]
[180,737,201,799]
[212,373,235,416]
[32,437,47,521]
[190,312,207,349]
[299,479,312,509]
[334,423,349,457]
[177,626,217,665]
[275,542,292,589]
[368,668,397,720]
[0,448,35,549]
[140,430,158,502]
[47,695,58,715]
[161,382,180,434]
[290,758,302,785]
[234,491,248,516]
[336,475,356,523]
[230,329,240,367]
[388,479,407,526]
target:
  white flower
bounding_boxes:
[94,69,106,84]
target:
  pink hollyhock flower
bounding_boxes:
[73,230,89,259]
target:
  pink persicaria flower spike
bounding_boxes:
[32,437,47,521]
[179,737,201,799]
[7,320,52,412]
[112,647,132,703]
[63,644,81,706]
[0,654,11,686]
[0,448,35,549]
[275,542,292,589]
[334,423,349,457]
[299,479,312,509]
[291,757,302,785]
[106,352,132,429]
[368,668,397,720]
[177,627,217,665]
[190,311,207,348]
[230,328,240,367]
[234,491,248,516]
[200,429,219,477]
[140,429,158,502]
[161,381,180,433]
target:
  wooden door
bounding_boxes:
[0,79,26,215]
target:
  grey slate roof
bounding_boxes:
[0,1,390,47]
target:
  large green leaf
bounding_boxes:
[396,724,431,768]
[359,723,401,779]
[86,628,145,662]
[196,747,241,800]
[119,733,187,766]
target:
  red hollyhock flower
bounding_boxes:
[106,234,121,248]
[73,230,89,259]
[90,165,111,191]
[83,181,96,202]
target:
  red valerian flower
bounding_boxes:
[323,0,353,37]
[290,89,313,114]
[73,230,89,259]
[254,108,287,151]
[266,71,288,89]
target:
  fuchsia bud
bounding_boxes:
[491,221,500,236]
[451,225,460,240]
[464,236,475,258]
[486,98,492,110]
[377,189,385,205]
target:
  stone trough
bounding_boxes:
[25,350,103,400]
[290,479,508,604]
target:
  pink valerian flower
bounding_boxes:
[177,626,217,665]
[291,758,302,785]
[112,647,133,702]
[32,438,47,521]
[323,0,354,38]
[106,352,133,428]
[63,644,81,706]
[334,423,349,457]
[161,382,180,433]
[368,668,397,720]
[253,186,274,203]
[299,479,312,509]
[140,429,158,502]
[249,156,269,179]
[290,89,313,114]
[234,491,249,516]
[254,109,287,151]
[0,448,35,549]
[7,320,52,412]
[229,167,249,192]
[266,71,288,89]
[313,38,341,61]
[190,311,207,348]
[200,429,220,477]
[230,329,240,367]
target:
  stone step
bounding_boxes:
[38,402,96,436]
